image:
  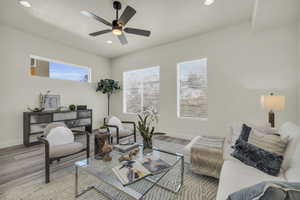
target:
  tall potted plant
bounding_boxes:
[96,79,121,116]
[137,107,162,153]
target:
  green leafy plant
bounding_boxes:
[96,79,121,116]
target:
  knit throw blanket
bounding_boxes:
[190,136,225,179]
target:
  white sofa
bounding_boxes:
[184,122,300,200]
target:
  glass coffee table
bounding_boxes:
[75,145,184,200]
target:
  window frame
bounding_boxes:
[29,55,92,83]
[123,66,160,114]
[177,58,208,120]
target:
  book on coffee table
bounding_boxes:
[113,143,139,153]
[112,158,171,186]
[112,160,151,185]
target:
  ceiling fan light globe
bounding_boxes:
[112,29,122,35]
[204,0,215,6]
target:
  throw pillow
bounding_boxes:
[248,129,288,156]
[279,122,300,171]
[108,116,123,130]
[232,139,283,176]
[46,126,74,146]
[239,124,252,141]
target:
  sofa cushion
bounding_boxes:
[248,129,288,156]
[232,139,283,176]
[228,122,277,148]
[239,124,252,141]
[216,160,285,200]
[285,137,300,182]
[49,142,84,158]
[279,122,300,171]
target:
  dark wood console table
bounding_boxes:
[23,109,92,147]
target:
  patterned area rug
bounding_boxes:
[1,139,219,200]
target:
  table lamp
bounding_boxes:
[261,93,285,128]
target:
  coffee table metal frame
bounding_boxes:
[75,146,184,200]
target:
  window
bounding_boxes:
[123,67,160,114]
[30,56,91,82]
[177,59,208,119]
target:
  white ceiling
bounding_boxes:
[252,0,300,30]
[0,0,298,58]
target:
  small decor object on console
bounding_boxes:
[77,105,87,110]
[69,104,76,111]
[27,106,45,112]
[43,94,60,111]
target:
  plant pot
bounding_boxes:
[143,137,153,154]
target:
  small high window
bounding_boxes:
[30,56,91,82]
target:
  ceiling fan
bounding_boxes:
[81,1,151,45]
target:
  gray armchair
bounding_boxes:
[38,122,90,183]
[104,116,136,144]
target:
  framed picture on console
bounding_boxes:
[43,95,60,111]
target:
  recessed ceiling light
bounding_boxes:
[19,0,31,8]
[106,40,113,44]
[204,0,215,6]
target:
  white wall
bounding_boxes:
[0,24,111,148]
[111,23,299,139]
[298,22,300,124]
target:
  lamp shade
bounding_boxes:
[261,95,285,110]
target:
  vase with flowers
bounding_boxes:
[137,107,162,154]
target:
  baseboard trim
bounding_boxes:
[0,144,26,152]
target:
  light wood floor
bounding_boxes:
[0,135,92,193]
[0,135,190,194]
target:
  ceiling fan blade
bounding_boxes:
[89,29,111,37]
[117,33,128,45]
[80,10,112,27]
[124,27,151,37]
[119,6,136,26]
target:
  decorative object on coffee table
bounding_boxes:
[118,148,140,162]
[94,132,111,160]
[137,107,162,153]
[96,79,121,116]
[261,93,285,128]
